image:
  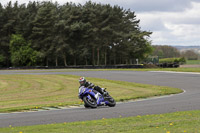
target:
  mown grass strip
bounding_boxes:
[1,110,200,132]
[0,74,182,113]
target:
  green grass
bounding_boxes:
[1,110,200,133]
[186,60,200,64]
[0,74,182,113]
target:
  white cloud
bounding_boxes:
[0,0,197,12]
[137,2,200,46]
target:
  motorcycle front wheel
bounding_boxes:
[83,95,97,108]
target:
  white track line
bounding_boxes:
[150,71,200,75]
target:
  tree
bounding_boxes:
[19,1,39,39]
[82,1,99,66]
[0,54,5,66]
[0,1,153,67]
[31,1,58,66]
[0,3,7,66]
[181,50,199,60]
[10,34,40,66]
[111,9,152,64]
[0,2,15,67]
[152,45,180,58]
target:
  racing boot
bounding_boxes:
[102,88,108,97]
[103,91,108,97]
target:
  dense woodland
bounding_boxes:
[0,1,153,67]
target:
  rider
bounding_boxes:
[79,77,108,96]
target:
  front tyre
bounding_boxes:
[83,96,97,108]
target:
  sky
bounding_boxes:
[1,0,200,46]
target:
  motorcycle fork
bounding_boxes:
[87,94,92,100]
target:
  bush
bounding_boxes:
[159,57,186,64]
[179,57,186,64]
[10,34,41,66]
[143,64,159,68]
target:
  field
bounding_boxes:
[132,67,200,72]
[0,74,182,113]
[186,60,200,64]
[0,110,200,133]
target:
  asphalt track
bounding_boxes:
[0,70,200,128]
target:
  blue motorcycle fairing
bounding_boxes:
[79,87,96,99]
[86,92,95,100]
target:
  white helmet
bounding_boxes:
[79,77,86,86]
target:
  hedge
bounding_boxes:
[159,57,186,64]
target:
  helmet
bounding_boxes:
[79,77,86,86]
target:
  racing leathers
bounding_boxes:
[79,81,106,96]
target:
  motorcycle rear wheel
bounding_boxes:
[83,96,97,108]
[105,95,116,107]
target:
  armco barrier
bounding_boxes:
[1,64,144,70]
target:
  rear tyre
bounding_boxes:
[105,95,116,107]
[83,96,97,108]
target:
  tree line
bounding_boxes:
[0,1,152,67]
[151,45,200,60]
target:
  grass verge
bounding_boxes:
[1,110,200,132]
[0,74,182,113]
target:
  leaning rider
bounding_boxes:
[79,77,108,96]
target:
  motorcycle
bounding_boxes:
[78,86,116,108]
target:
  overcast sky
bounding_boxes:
[1,0,200,46]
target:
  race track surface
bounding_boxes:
[0,70,200,127]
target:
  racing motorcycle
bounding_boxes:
[78,86,116,108]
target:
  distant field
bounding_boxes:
[0,74,182,113]
[1,110,200,133]
[186,60,200,64]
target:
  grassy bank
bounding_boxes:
[1,110,200,132]
[0,74,182,113]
